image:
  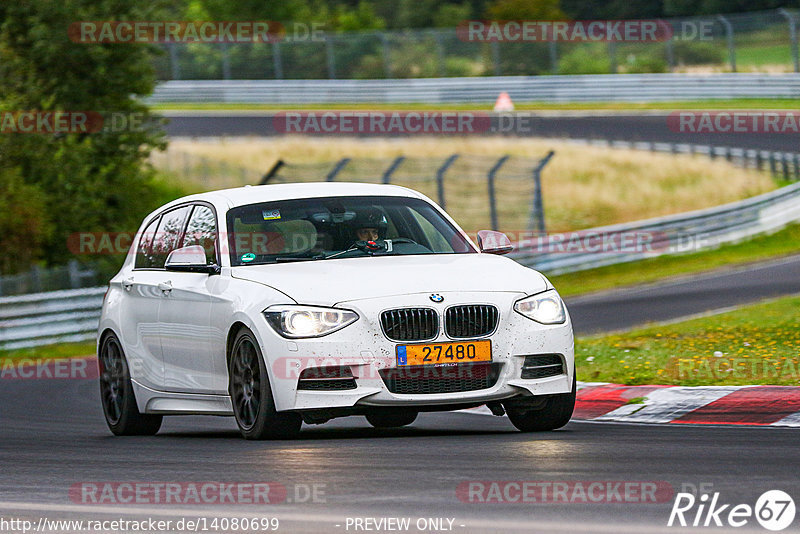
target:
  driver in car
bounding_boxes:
[351,208,388,245]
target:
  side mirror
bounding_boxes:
[477,230,514,255]
[165,245,220,274]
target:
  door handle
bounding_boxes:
[122,277,134,291]
[158,281,173,294]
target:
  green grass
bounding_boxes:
[0,341,96,362]
[153,98,800,112]
[736,44,793,67]
[577,294,800,386]
[550,224,800,298]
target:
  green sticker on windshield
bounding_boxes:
[241,253,256,263]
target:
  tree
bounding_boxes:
[0,0,170,272]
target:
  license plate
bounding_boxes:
[396,340,492,367]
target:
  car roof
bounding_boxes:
[170,182,426,210]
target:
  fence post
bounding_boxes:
[665,37,675,72]
[260,160,285,185]
[782,153,791,181]
[780,9,800,73]
[770,152,777,176]
[717,15,736,72]
[529,151,555,234]
[326,34,336,79]
[68,260,80,289]
[609,41,618,73]
[794,153,800,181]
[709,146,717,160]
[380,33,392,78]
[326,158,351,182]
[433,32,446,77]
[272,42,283,79]
[169,43,181,80]
[382,156,405,184]
[487,155,510,231]
[221,42,231,80]
[491,41,501,76]
[549,41,559,73]
[436,154,459,209]
[31,265,42,293]
[756,150,764,171]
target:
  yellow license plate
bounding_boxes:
[397,340,492,367]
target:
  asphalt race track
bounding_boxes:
[2,375,800,533]
[567,254,800,335]
[2,257,800,533]
[162,111,800,152]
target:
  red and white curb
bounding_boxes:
[464,382,800,427]
[573,382,800,427]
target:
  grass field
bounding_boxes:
[577,294,800,386]
[157,137,776,235]
[0,341,95,363]
[154,98,800,112]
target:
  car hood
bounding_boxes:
[231,253,549,306]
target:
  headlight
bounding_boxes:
[263,305,359,338]
[514,290,566,325]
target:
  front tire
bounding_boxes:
[98,333,162,436]
[504,373,576,432]
[366,411,418,428]
[229,328,302,440]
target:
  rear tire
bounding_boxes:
[229,328,302,440]
[504,373,576,432]
[366,411,418,428]
[98,333,162,436]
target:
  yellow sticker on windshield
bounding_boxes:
[262,209,281,220]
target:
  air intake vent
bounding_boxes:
[521,354,564,379]
[379,362,501,395]
[381,308,439,341]
[445,305,499,338]
[297,366,357,391]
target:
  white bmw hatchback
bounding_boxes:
[98,182,574,439]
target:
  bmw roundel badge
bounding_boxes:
[429,294,444,303]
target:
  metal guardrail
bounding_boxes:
[0,288,105,350]
[149,74,800,104]
[4,181,800,349]
[511,181,800,274]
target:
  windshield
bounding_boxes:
[226,195,475,266]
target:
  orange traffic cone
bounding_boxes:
[493,91,514,112]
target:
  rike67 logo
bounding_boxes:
[668,489,795,531]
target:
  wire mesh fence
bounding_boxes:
[152,9,800,81]
[151,150,554,235]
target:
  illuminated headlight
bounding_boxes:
[264,305,359,338]
[514,290,566,325]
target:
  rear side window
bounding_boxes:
[182,205,218,265]
[149,206,191,269]
[134,216,160,269]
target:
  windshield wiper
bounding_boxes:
[274,255,325,263]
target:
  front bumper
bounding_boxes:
[255,291,574,412]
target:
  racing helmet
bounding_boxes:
[351,207,388,240]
